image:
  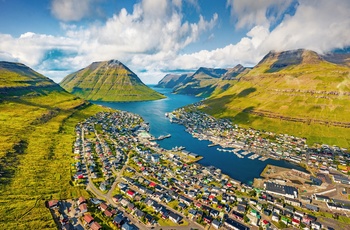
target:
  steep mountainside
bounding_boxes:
[155,73,192,88]
[60,60,165,101]
[200,49,350,147]
[172,67,228,96]
[222,64,250,80]
[0,61,56,88]
[0,61,106,228]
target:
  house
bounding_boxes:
[78,196,87,205]
[292,218,300,226]
[203,215,213,224]
[120,198,129,207]
[134,209,145,219]
[231,210,244,221]
[305,204,319,212]
[264,182,298,199]
[281,216,290,225]
[261,219,270,229]
[224,218,249,230]
[145,214,155,224]
[127,189,136,198]
[90,222,102,230]
[99,203,108,212]
[210,209,219,218]
[178,202,187,209]
[127,203,135,211]
[79,203,88,213]
[313,194,330,202]
[83,214,94,225]
[113,194,123,203]
[188,209,197,218]
[302,214,317,225]
[169,212,182,223]
[121,222,138,230]
[104,210,113,217]
[284,197,301,207]
[113,215,125,227]
[48,200,59,209]
[272,212,279,222]
[212,219,221,229]
[237,205,246,213]
[311,221,322,230]
[310,176,323,186]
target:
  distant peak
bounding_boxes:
[107,59,122,65]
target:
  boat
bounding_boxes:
[157,134,171,140]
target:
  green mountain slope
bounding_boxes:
[60,60,165,101]
[0,61,109,229]
[200,49,350,147]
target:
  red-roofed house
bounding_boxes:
[261,219,270,228]
[99,203,108,211]
[78,196,87,205]
[104,210,113,217]
[83,214,94,224]
[90,222,102,230]
[79,203,88,213]
[48,200,59,209]
[127,190,136,198]
[292,218,300,226]
[149,182,157,187]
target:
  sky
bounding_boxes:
[0,0,350,84]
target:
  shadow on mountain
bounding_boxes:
[237,87,256,97]
[0,140,28,188]
[203,95,235,117]
[266,50,303,73]
[232,106,259,125]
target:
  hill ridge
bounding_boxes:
[60,60,165,102]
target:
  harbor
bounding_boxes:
[96,87,310,184]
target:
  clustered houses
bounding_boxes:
[169,104,349,170]
[49,110,350,230]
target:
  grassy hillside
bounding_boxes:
[60,60,165,101]
[0,61,56,88]
[0,63,111,229]
[201,49,350,148]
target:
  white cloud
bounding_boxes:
[0,0,218,83]
[1,0,350,84]
[261,0,350,53]
[51,0,92,21]
[226,0,293,29]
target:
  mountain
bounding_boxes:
[60,60,165,101]
[200,49,350,147]
[222,64,250,80]
[0,61,56,88]
[322,52,350,67]
[155,73,192,88]
[0,61,107,228]
[172,67,229,97]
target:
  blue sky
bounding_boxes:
[0,0,349,83]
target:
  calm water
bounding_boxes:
[94,86,306,184]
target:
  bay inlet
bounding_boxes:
[93,86,306,184]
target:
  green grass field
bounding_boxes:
[0,86,111,229]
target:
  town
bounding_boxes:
[48,108,350,230]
